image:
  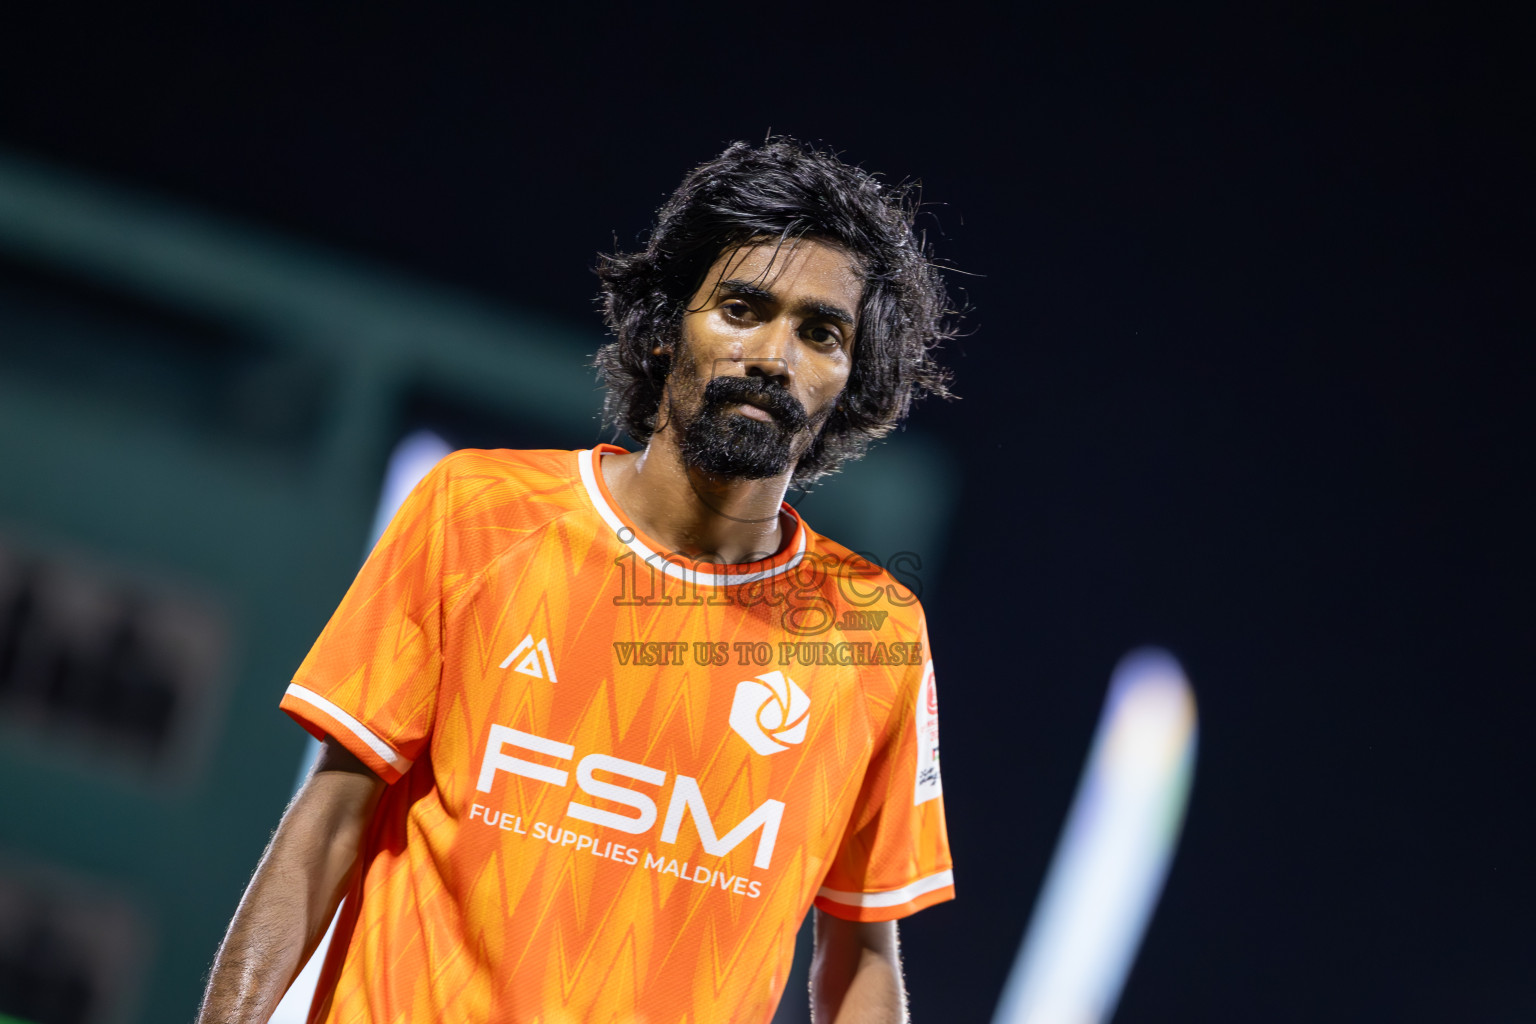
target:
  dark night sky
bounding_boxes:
[3,3,1531,1020]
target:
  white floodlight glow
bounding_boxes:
[992,647,1198,1024]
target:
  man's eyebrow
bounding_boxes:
[715,279,858,329]
[803,299,858,329]
[716,280,775,303]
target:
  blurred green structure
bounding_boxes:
[0,149,955,1024]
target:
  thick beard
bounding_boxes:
[674,374,813,481]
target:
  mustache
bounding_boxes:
[700,375,809,430]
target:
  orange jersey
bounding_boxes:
[280,445,953,1024]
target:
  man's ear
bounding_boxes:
[643,341,673,381]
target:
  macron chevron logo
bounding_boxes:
[500,634,558,682]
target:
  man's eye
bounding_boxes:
[806,325,841,347]
[723,301,753,320]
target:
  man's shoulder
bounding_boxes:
[437,446,582,482]
[798,523,928,629]
[431,447,587,501]
[429,447,593,533]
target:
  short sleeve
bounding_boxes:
[279,455,450,782]
[815,617,955,921]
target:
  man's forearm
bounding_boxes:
[813,953,907,1024]
[810,912,908,1024]
[196,740,382,1024]
[196,843,327,1024]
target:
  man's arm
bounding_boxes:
[195,736,385,1024]
[809,909,908,1024]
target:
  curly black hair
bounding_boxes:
[594,137,957,487]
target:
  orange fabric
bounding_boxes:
[280,446,953,1024]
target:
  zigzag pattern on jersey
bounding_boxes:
[288,448,951,1023]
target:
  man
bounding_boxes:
[197,138,957,1024]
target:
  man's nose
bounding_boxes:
[742,319,794,388]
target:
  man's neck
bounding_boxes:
[599,431,792,566]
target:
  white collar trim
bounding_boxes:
[577,448,807,589]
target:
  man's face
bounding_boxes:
[662,238,862,480]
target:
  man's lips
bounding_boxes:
[701,377,805,428]
[733,399,776,422]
